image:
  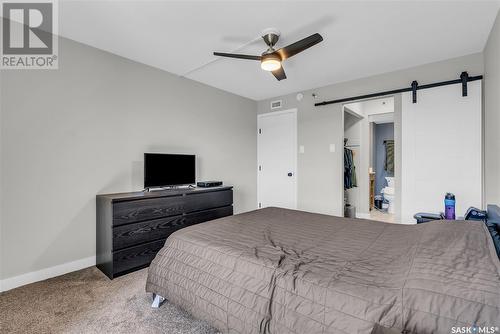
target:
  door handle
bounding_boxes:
[287,172,293,177]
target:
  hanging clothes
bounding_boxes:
[344,147,357,189]
[384,140,394,173]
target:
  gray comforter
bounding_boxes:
[146,207,500,334]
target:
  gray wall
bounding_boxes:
[258,53,484,217]
[485,11,500,206]
[0,37,257,280]
[374,123,394,195]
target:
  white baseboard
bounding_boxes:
[0,256,96,292]
[356,212,371,219]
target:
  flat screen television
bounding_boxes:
[144,153,195,188]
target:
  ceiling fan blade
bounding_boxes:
[213,52,261,61]
[272,66,287,81]
[275,33,323,60]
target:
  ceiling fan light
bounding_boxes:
[261,59,281,71]
[260,54,281,71]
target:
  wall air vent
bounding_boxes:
[270,100,282,110]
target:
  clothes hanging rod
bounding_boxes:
[314,72,482,107]
[345,145,360,148]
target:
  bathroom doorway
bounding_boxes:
[370,119,395,223]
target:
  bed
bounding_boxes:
[146,207,500,334]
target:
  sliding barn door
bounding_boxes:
[401,81,482,223]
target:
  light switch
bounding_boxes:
[299,145,305,154]
[329,144,336,153]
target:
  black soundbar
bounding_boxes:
[197,181,223,188]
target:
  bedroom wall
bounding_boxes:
[0,37,257,286]
[484,11,500,206]
[257,53,484,218]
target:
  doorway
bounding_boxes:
[343,107,362,218]
[342,97,397,223]
[257,109,297,209]
[370,117,395,223]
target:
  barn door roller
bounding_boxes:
[460,71,469,97]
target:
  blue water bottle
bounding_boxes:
[444,193,456,220]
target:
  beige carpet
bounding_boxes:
[0,267,219,334]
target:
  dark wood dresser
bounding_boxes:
[96,186,233,279]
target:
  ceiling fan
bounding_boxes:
[213,29,323,81]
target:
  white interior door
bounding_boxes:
[401,81,482,223]
[258,109,297,209]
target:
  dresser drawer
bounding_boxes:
[112,206,233,250]
[113,190,233,225]
[112,239,166,275]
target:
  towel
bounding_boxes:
[384,140,394,173]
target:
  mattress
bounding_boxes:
[146,207,500,334]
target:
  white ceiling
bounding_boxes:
[58,1,500,100]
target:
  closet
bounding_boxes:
[343,109,362,217]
